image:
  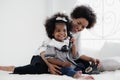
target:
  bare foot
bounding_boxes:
[73,70,95,80]
[73,71,82,78]
[77,75,95,80]
[0,66,15,72]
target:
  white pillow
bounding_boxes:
[100,58,120,71]
[99,42,120,59]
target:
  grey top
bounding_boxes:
[45,45,73,62]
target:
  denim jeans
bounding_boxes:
[60,67,76,77]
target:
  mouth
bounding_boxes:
[73,29,78,32]
[58,35,66,39]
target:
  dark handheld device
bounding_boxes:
[84,62,100,74]
[61,32,73,52]
[68,32,73,48]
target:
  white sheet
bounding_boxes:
[0,70,120,80]
[1,42,120,80]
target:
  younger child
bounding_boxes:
[40,13,94,79]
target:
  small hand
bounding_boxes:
[70,37,76,45]
[91,58,101,67]
[95,59,101,68]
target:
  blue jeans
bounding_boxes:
[60,67,76,77]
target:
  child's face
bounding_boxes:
[72,18,89,33]
[53,23,67,42]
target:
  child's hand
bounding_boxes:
[62,61,71,67]
[90,58,101,67]
[70,37,76,45]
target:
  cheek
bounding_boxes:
[63,33,67,38]
[73,27,77,30]
[54,33,57,38]
[64,33,67,36]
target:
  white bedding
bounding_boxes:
[1,42,120,80]
[0,70,120,80]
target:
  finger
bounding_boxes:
[52,67,62,74]
[55,69,62,74]
[50,69,60,75]
[52,67,61,74]
[50,71,56,74]
[54,72,59,75]
[54,65,61,70]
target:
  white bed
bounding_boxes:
[0,70,120,80]
[0,42,120,80]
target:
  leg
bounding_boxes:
[74,62,86,71]
[30,55,48,73]
[77,75,95,80]
[75,71,95,80]
[13,64,39,74]
[13,64,48,74]
[13,56,48,74]
[30,55,44,65]
[60,67,82,78]
[74,58,90,69]
[0,66,15,72]
[60,67,76,77]
[60,67,94,80]
[73,71,82,78]
[0,55,48,74]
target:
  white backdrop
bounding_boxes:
[0,0,48,66]
[0,0,76,66]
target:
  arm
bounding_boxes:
[40,51,52,67]
[47,58,71,67]
[40,51,61,74]
[80,55,100,65]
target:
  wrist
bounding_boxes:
[62,62,66,67]
[89,57,94,62]
[72,42,76,45]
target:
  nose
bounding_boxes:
[60,31,65,35]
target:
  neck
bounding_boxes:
[54,38,64,42]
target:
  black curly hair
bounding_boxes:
[70,5,96,29]
[44,13,71,39]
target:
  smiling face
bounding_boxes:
[72,18,89,33]
[53,23,67,42]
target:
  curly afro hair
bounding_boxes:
[70,5,96,29]
[44,13,71,39]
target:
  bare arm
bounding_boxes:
[47,58,71,67]
[40,51,61,74]
[80,55,100,65]
[40,51,51,66]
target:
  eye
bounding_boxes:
[82,26,85,29]
[63,29,67,32]
[56,29,60,32]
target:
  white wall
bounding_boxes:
[0,0,49,66]
[46,0,76,16]
[75,0,120,52]
[0,0,76,66]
